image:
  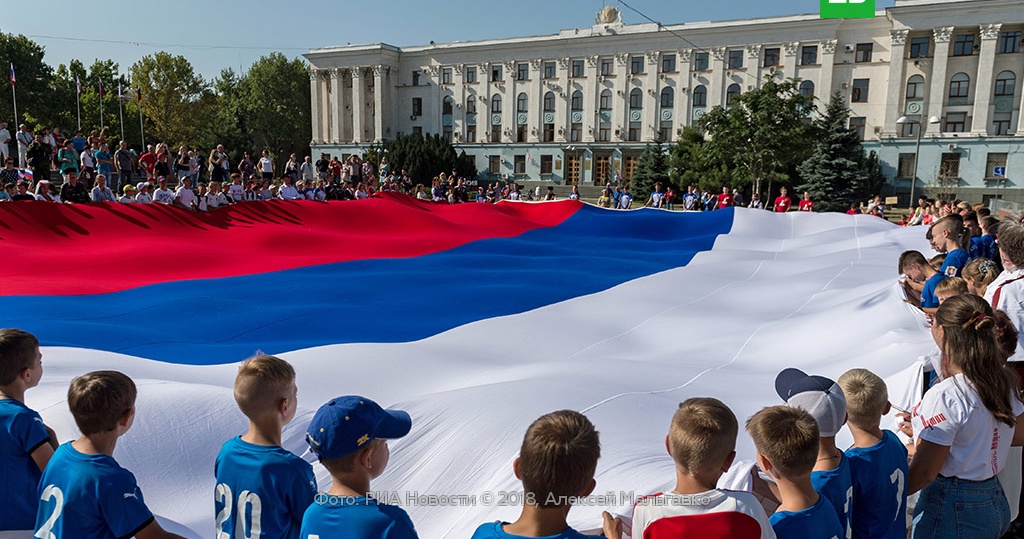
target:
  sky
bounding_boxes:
[3,0,897,80]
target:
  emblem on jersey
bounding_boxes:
[357,434,370,445]
[945,266,957,277]
[124,489,140,500]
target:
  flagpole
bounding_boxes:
[9,63,17,128]
[98,80,104,131]
[76,76,81,132]
[137,87,145,150]
[118,81,125,142]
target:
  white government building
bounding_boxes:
[306,0,1024,204]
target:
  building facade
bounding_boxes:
[305,0,1024,204]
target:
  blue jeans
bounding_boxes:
[912,475,1010,539]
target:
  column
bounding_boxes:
[926,27,954,134]
[454,64,465,143]
[329,69,343,143]
[783,42,799,81]
[643,51,659,141]
[747,44,763,88]
[479,63,490,143]
[614,53,629,141]
[309,69,323,144]
[503,61,515,142]
[884,30,909,135]
[709,47,726,108]
[585,55,599,142]
[529,59,542,143]
[677,49,692,132]
[373,65,385,142]
[352,68,366,143]
[818,40,837,107]
[557,57,570,143]
[972,23,1002,134]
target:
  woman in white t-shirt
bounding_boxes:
[908,294,1024,538]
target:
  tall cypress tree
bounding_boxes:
[797,91,869,212]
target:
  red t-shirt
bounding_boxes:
[139,152,157,174]
[716,193,733,209]
[799,199,814,212]
[774,196,791,212]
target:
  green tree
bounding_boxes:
[201,69,250,161]
[796,91,869,212]
[379,133,475,183]
[863,150,885,200]
[668,126,732,192]
[131,52,216,146]
[234,53,311,161]
[698,74,816,197]
[631,138,669,198]
[1,31,54,128]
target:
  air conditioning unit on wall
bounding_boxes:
[844,44,855,53]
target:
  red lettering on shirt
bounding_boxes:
[920,413,946,429]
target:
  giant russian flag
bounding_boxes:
[0,195,932,538]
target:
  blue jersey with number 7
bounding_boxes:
[844,430,909,539]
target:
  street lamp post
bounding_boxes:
[896,115,941,212]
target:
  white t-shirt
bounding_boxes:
[987,267,1024,361]
[135,192,153,204]
[80,150,95,168]
[175,186,196,208]
[631,490,776,539]
[227,183,246,202]
[0,128,10,145]
[278,185,302,200]
[259,157,274,173]
[153,187,175,204]
[208,192,230,209]
[912,372,1024,480]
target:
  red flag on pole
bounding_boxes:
[8,63,14,86]
[137,86,142,102]
[98,79,105,98]
[76,75,81,94]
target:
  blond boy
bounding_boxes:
[632,398,774,539]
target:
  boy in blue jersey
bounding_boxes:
[837,369,908,539]
[931,217,970,277]
[747,405,843,539]
[900,250,945,313]
[215,355,316,539]
[0,329,58,531]
[471,409,622,539]
[34,370,185,539]
[775,369,852,538]
[300,395,417,538]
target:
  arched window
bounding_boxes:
[949,72,970,98]
[491,95,502,113]
[543,92,555,112]
[629,88,643,109]
[600,89,612,110]
[571,90,583,111]
[996,71,1016,97]
[905,75,925,99]
[466,95,476,114]
[799,80,815,98]
[726,84,741,105]
[442,96,454,115]
[660,87,674,108]
[517,92,529,113]
[693,85,707,107]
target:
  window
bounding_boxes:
[601,58,614,76]
[600,89,612,110]
[466,125,476,142]
[490,124,501,143]
[441,68,452,85]
[659,120,673,142]
[906,75,925,99]
[629,88,643,109]
[412,71,421,86]
[763,48,780,67]
[516,63,529,80]
[994,113,1012,135]
[544,61,556,79]
[571,91,583,111]
[465,66,477,84]
[466,95,476,114]
[945,112,967,132]
[412,126,423,136]
[693,85,707,107]
[514,155,526,175]
[442,125,452,143]
[851,79,870,102]
[693,52,709,71]
[517,93,528,113]
[543,92,555,112]
[660,87,674,108]
[1000,31,1022,54]
[855,43,873,63]
[940,153,961,178]
[543,123,554,142]
[491,95,502,113]
[987,153,1008,177]
[897,153,917,178]
[849,117,866,140]
[953,34,975,56]
[801,46,818,65]
[726,84,741,105]
[630,56,644,74]
[412,98,423,116]
[491,65,503,82]
[540,155,553,174]
[799,80,815,98]
[628,123,641,141]
[442,96,454,115]
[898,120,919,137]
[728,50,744,69]
[517,125,527,143]
[661,54,676,73]
[489,155,501,174]
[572,60,584,77]
[598,126,611,142]
[996,71,1016,96]
[570,123,582,142]
[909,37,930,58]
[949,73,970,98]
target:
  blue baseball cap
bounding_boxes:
[306,396,412,460]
